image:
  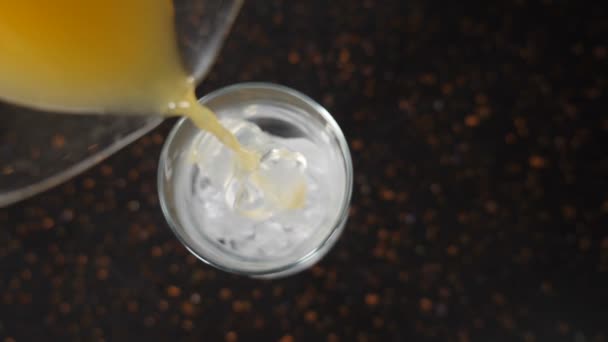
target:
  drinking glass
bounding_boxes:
[157,83,353,278]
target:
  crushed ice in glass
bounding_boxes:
[186,118,329,258]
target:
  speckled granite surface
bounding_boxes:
[1,0,607,341]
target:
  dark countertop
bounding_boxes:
[1,0,607,341]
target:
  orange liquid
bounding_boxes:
[0,0,258,169]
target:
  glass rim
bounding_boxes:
[157,82,353,277]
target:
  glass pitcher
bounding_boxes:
[0,0,243,207]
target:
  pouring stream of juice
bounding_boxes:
[0,0,302,209]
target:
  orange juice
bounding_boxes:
[0,0,258,169]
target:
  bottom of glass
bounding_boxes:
[0,101,162,207]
